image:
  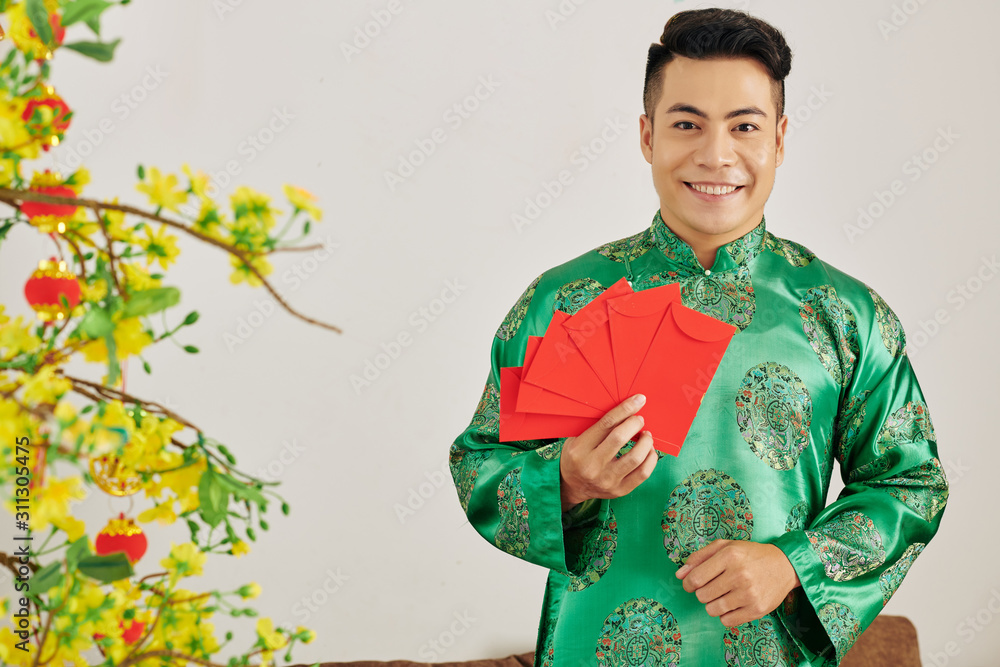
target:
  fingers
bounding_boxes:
[615,431,658,492]
[588,393,646,443]
[677,539,731,585]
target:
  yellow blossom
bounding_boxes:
[31,475,86,535]
[282,184,323,221]
[228,252,273,287]
[120,261,161,290]
[256,617,288,661]
[231,539,251,558]
[139,223,181,270]
[6,1,61,61]
[0,155,19,187]
[182,162,211,199]
[231,185,281,230]
[101,197,136,243]
[137,500,177,526]
[0,91,40,159]
[20,365,72,406]
[296,625,316,643]
[0,313,42,361]
[136,166,188,212]
[160,541,207,584]
[66,166,90,193]
[79,315,153,364]
[237,581,261,598]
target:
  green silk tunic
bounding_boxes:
[449,210,948,666]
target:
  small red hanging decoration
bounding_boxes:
[22,85,72,150]
[21,170,78,233]
[95,512,148,565]
[25,11,66,61]
[24,256,81,324]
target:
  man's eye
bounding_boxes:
[674,121,696,130]
[736,123,758,132]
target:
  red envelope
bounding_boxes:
[518,310,616,411]
[498,278,735,456]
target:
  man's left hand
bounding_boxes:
[675,539,801,628]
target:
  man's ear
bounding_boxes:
[639,114,654,165]
[775,114,788,168]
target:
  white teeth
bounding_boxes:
[689,183,739,195]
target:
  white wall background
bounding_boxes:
[0,0,996,665]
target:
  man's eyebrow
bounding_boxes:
[665,103,768,120]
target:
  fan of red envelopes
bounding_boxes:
[499,277,737,456]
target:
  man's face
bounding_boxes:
[640,55,787,247]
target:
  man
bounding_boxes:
[449,8,947,666]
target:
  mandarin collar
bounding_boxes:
[650,208,767,276]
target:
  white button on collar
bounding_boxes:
[704,269,711,276]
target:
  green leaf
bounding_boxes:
[62,38,122,63]
[281,501,290,515]
[198,468,227,528]
[137,163,145,180]
[78,552,133,583]
[183,345,199,354]
[66,536,91,569]
[79,308,113,338]
[120,286,180,319]
[25,0,53,49]
[215,473,266,508]
[183,311,200,326]
[61,0,113,27]
[28,562,63,599]
[142,359,151,373]
[303,219,311,235]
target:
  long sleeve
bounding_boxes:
[770,283,949,665]
[449,272,612,579]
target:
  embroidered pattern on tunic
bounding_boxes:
[535,439,563,460]
[763,231,816,267]
[650,209,767,271]
[866,284,907,357]
[662,469,753,566]
[471,380,500,437]
[816,602,860,660]
[805,510,886,581]
[785,501,812,532]
[834,391,871,464]
[568,507,618,592]
[495,273,542,341]
[641,268,756,331]
[596,596,682,666]
[799,285,860,387]
[537,625,555,667]
[879,542,926,605]
[594,227,657,262]
[847,455,894,483]
[875,400,936,455]
[554,277,608,315]
[495,467,529,557]
[449,443,493,514]
[735,361,813,470]
[864,458,948,521]
[722,612,804,666]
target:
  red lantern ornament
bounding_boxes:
[22,85,72,151]
[24,256,81,324]
[27,12,66,61]
[95,512,148,565]
[21,170,78,233]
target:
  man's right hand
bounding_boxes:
[559,394,659,512]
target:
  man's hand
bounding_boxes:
[675,539,801,628]
[559,394,659,512]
